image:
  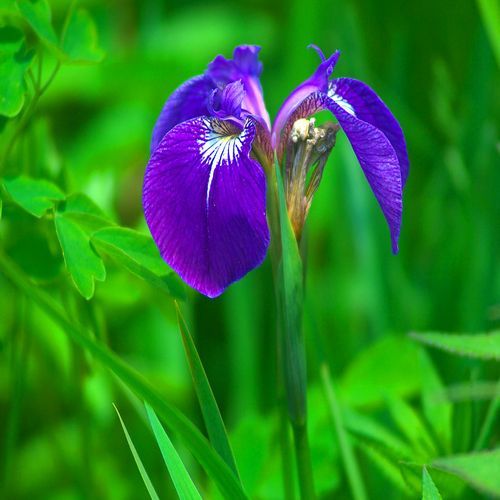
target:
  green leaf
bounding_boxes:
[432,448,500,497]
[0,0,18,15]
[145,403,202,500]
[0,251,247,500]
[61,193,112,234]
[61,8,104,64]
[387,398,436,458]
[410,330,500,360]
[476,0,500,66]
[0,26,33,117]
[422,467,442,500]
[92,226,185,300]
[16,0,58,48]
[114,404,160,500]
[176,305,240,478]
[2,175,64,217]
[55,211,106,299]
[340,336,421,407]
[420,351,452,453]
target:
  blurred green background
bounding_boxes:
[0,0,498,498]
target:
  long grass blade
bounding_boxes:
[114,404,160,500]
[0,250,247,500]
[175,303,240,478]
[145,403,202,500]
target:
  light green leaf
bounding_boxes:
[145,403,202,500]
[340,336,421,407]
[114,404,160,500]
[432,448,500,497]
[176,305,239,478]
[2,175,64,217]
[0,26,33,117]
[0,0,17,15]
[387,398,436,458]
[55,211,106,299]
[476,0,500,66]
[61,8,104,64]
[422,467,442,500]
[420,350,452,453]
[92,226,185,300]
[61,193,112,234]
[16,0,58,48]
[0,250,248,500]
[410,330,500,360]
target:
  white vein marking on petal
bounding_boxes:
[328,84,357,116]
[198,118,244,208]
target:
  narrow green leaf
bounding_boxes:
[145,403,202,500]
[0,251,247,500]
[422,467,442,500]
[432,448,500,497]
[2,175,64,217]
[476,0,500,66]
[16,0,58,48]
[410,330,500,360]
[0,26,33,117]
[92,226,185,300]
[387,397,437,458]
[176,305,240,478]
[420,350,452,453]
[61,8,104,64]
[114,404,160,500]
[274,163,306,425]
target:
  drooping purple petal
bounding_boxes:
[272,50,340,147]
[151,74,216,153]
[143,116,269,298]
[277,91,403,252]
[328,78,409,185]
[207,45,271,129]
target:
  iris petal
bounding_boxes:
[143,117,270,298]
[328,78,409,185]
[151,74,215,153]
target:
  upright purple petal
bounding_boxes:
[143,117,269,298]
[207,45,271,129]
[272,50,340,147]
[207,80,245,120]
[328,78,409,185]
[151,75,215,153]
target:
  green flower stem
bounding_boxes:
[266,162,316,499]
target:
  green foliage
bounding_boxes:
[145,402,202,500]
[411,331,500,360]
[0,0,497,498]
[422,467,442,500]
[115,404,161,500]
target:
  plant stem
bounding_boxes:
[474,380,499,450]
[292,422,316,500]
[320,363,367,500]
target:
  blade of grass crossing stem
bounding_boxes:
[0,251,247,500]
[145,403,202,500]
[114,405,160,500]
[175,304,240,478]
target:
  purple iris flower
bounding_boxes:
[143,45,408,298]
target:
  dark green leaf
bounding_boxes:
[3,175,64,217]
[55,212,106,299]
[432,448,500,496]
[61,8,104,64]
[176,305,240,478]
[410,331,500,360]
[0,26,33,117]
[145,403,202,500]
[114,404,160,500]
[92,226,185,300]
[0,251,248,500]
[422,467,442,500]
